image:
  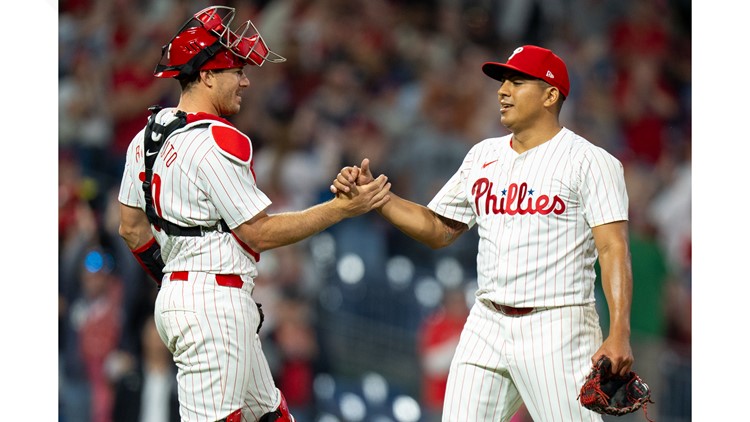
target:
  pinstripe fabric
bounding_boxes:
[155,272,279,421]
[428,128,627,421]
[443,300,604,422]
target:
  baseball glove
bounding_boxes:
[578,356,655,421]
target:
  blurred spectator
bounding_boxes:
[340,116,391,182]
[59,0,111,76]
[417,287,469,422]
[609,0,679,165]
[107,5,177,178]
[59,154,88,244]
[612,57,680,165]
[384,68,479,269]
[254,59,366,211]
[659,277,691,422]
[646,142,691,422]
[59,180,102,363]
[59,236,93,422]
[388,69,473,205]
[249,251,285,340]
[101,186,158,358]
[269,295,321,421]
[648,148,692,280]
[493,0,565,45]
[111,316,180,422]
[60,247,123,422]
[609,0,670,68]
[59,48,113,180]
[566,0,627,41]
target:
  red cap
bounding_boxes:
[482,45,570,98]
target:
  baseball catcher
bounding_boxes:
[578,356,655,421]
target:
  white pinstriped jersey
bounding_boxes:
[118,107,271,277]
[427,127,628,308]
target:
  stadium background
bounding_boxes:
[58,0,691,421]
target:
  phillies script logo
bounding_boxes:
[472,178,566,216]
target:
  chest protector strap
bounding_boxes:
[142,105,230,236]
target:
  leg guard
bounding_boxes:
[259,392,295,422]
[218,392,294,422]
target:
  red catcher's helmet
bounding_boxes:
[154,5,285,79]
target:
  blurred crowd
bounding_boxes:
[58,0,691,421]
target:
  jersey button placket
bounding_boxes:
[505,155,525,228]
[496,161,513,230]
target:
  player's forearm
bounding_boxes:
[599,243,633,338]
[119,226,153,250]
[236,200,348,252]
[118,203,156,250]
[592,221,633,337]
[118,203,165,285]
[377,194,452,249]
[238,175,390,251]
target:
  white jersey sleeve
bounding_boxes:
[118,127,147,209]
[577,146,629,227]
[427,145,480,228]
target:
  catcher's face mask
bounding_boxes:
[154,5,286,79]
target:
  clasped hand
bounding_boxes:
[331,158,389,216]
[330,158,377,196]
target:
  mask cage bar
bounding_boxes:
[227,19,287,66]
[194,6,286,66]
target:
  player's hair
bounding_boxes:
[554,93,565,115]
[178,71,203,91]
[539,80,565,114]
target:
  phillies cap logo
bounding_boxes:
[508,46,524,61]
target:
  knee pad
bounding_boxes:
[259,392,295,422]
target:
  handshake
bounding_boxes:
[328,158,391,217]
[330,158,379,197]
[327,157,465,250]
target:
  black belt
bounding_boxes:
[490,302,536,316]
[157,219,230,236]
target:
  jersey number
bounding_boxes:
[139,171,163,218]
[151,173,163,217]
